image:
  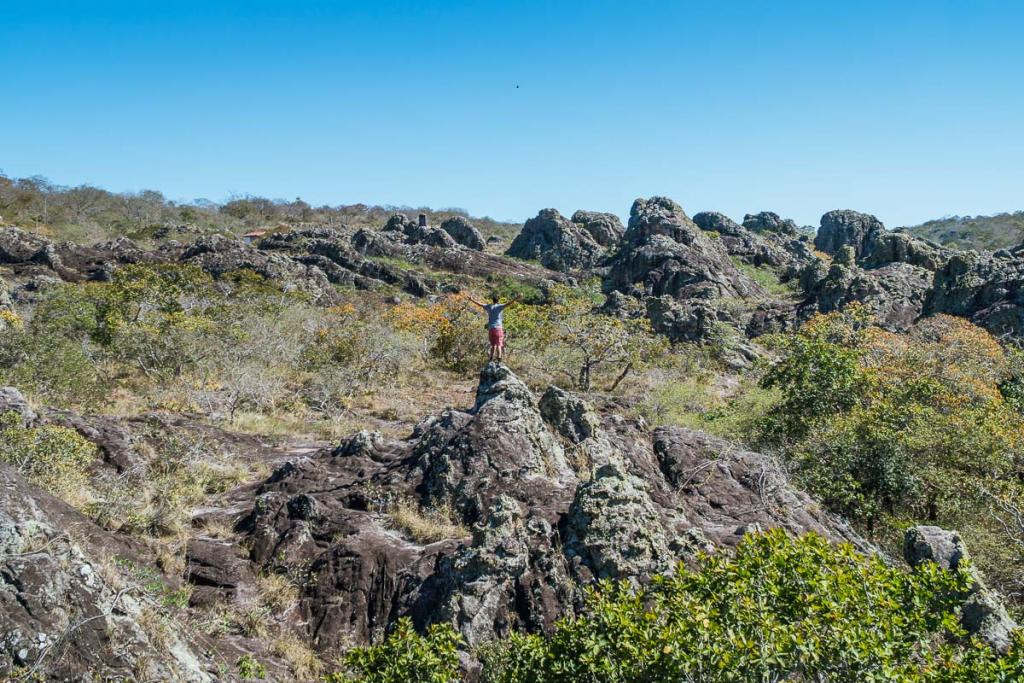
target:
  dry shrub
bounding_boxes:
[388,499,468,544]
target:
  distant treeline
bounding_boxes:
[907,211,1024,251]
[0,172,520,244]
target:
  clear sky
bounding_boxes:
[2,1,1022,228]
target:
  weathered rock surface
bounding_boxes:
[0,465,214,681]
[506,209,605,272]
[0,386,36,426]
[191,365,870,662]
[904,526,1017,652]
[570,210,625,248]
[604,198,765,313]
[440,216,486,251]
[743,211,799,236]
[815,209,886,259]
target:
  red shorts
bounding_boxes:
[488,327,505,348]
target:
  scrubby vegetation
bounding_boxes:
[5,174,1024,680]
[341,531,1024,682]
[0,172,520,244]
[907,211,1024,251]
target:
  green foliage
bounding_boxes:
[759,304,870,442]
[908,211,1024,251]
[483,530,1024,683]
[236,653,267,680]
[0,411,96,497]
[531,284,667,392]
[729,257,798,297]
[331,618,462,683]
[760,309,1024,595]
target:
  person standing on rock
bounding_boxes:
[467,292,518,362]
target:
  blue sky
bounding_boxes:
[2,1,1022,228]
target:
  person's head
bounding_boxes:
[490,292,499,304]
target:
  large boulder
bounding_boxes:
[0,386,35,426]
[570,210,625,248]
[562,463,673,582]
[382,213,458,249]
[814,210,886,259]
[506,209,605,272]
[801,261,933,330]
[903,526,1017,653]
[415,362,575,522]
[0,227,48,264]
[604,197,763,301]
[743,211,799,236]
[440,216,486,251]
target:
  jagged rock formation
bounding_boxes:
[903,526,1017,652]
[606,197,763,301]
[814,210,887,260]
[0,218,569,308]
[186,364,867,658]
[506,209,606,272]
[743,211,799,236]
[0,464,215,681]
[570,210,625,248]
[440,216,486,251]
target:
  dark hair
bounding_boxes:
[490,292,499,303]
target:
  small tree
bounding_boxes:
[543,285,666,392]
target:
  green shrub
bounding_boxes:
[482,530,1024,683]
[330,618,462,683]
[0,411,96,498]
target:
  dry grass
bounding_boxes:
[388,499,468,544]
[269,633,324,680]
[256,572,300,613]
[196,516,237,539]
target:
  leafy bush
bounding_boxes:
[482,530,1024,683]
[330,618,462,683]
[759,309,1024,596]
[0,411,96,498]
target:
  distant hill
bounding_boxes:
[905,211,1024,251]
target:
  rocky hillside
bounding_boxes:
[4,192,1024,680]
[907,211,1024,251]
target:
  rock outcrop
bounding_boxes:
[605,197,763,301]
[440,216,486,251]
[570,210,625,248]
[506,209,605,272]
[814,209,886,259]
[0,465,215,681]
[903,526,1017,652]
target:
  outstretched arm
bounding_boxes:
[466,294,485,308]
[505,296,521,308]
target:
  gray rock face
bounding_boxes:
[0,227,48,264]
[815,210,886,259]
[801,261,933,330]
[0,465,214,681]
[416,363,575,522]
[506,209,606,272]
[382,213,458,248]
[440,216,486,251]
[570,210,625,248]
[862,230,950,271]
[431,496,575,648]
[652,427,869,550]
[539,386,600,444]
[563,463,673,581]
[743,211,799,236]
[605,197,763,301]
[903,526,1017,653]
[0,386,35,426]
